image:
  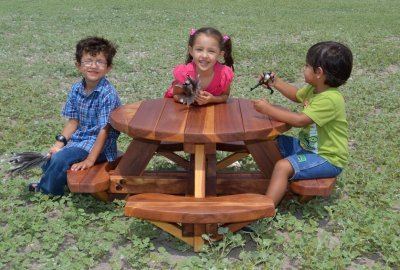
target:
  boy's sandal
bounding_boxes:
[28,182,40,192]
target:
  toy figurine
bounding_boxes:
[181,74,201,106]
[250,71,274,94]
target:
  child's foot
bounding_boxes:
[28,182,40,192]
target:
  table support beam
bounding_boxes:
[194,144,206,198]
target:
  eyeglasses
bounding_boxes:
[80,60,108,68]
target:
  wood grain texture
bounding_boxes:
[114,138,160,176]
[154,99,188,141]
[110,101,142,135]
[184,104,216,142]
[290,177,336,196]
[124,193,275,224]
[194,144,206,198]
[214,99,244,142]
[238,98,274,140]
[67,162,111,193]
[245,140,282,178]
[128,98,166,140]
[110,98,290,143]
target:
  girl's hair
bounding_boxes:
[306,41,353,87]
[185,27,234,71]
[75,36,117,67]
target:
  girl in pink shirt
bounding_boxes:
[165,27,235,105]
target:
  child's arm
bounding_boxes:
[70,124,110,171]
[252,98,313,127]
[48,119,78,156]
[262,73,300,103]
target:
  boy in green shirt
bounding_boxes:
[252,41,353,206]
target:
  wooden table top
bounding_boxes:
[110,98,289,143]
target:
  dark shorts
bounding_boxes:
[276,135,343,180]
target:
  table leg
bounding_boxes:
[206,153,217,196]
[194,144,206,198]
[115,138,160,175]
[245,140,282,178]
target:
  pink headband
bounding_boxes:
[189,28,230,42]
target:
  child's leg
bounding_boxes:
[38,147,88,195]
[266,159,294,206]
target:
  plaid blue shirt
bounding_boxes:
[62,77,121,161]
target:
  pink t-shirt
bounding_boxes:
[164,61,234,98]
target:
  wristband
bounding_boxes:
[55,134,68,146]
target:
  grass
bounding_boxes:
[0,0,399,269]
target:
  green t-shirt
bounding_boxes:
[296,85,348,168]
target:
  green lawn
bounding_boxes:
[0,0,399,269]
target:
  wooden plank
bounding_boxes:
[157,152,190,170]
[128,99,166,140]
[193,224,206,252]
[290,177,336,196]
[110,101,142,135]
[124,193,275,224]
[216,141,248,152]
[185,104,216,143]
[109,172,187,194]
[194,144,206,198]
[154,99,188,142]
[67,162,110,193]
[239,99,290,140]
[214,99,244,142]
[206,153,217,196]
[216,152,249,170]
[108,171,268,195]
[217,176,268,195]
[238,98,275,140]
[157,142,184,152]
[67,167,90,192]
[150,221,194,246]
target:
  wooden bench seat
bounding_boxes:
[67,158,120,201]
[289,177,336,202]
[67,162,110,193]
[289,177,336,196]
[124,193,275,224]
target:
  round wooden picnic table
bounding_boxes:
[110,97,290,198]
[109,97,290,251]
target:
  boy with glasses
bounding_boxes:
[29,36,121,195]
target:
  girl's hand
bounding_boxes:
[252,98,269,115]
[195,90,213,105]
[70,158,95,171]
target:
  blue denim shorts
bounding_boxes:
[276,135,343,180]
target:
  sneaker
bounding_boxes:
[241,225,255,234]
[28,182,40,192]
